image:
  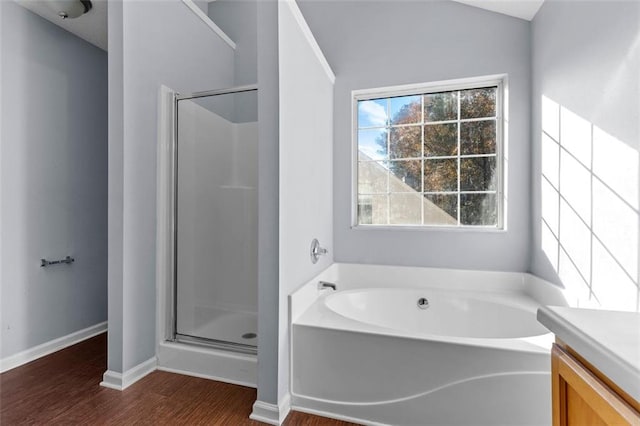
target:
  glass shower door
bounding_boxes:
[175,87,258,352]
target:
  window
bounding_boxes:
[354,77,504,228]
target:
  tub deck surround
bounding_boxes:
[537,306,640,403]
[291,263,567,319]
[290,263,567,352]
[289,263,568,426]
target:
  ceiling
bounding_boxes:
[451,0,545,21]
[16,0,108,51]
[14,0,545,54]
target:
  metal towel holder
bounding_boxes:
[40,256,75,267]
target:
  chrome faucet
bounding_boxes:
[318,281,337,291]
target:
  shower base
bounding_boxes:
[157,305,258,387]
[178,306,258,349]
[157,340,256,387]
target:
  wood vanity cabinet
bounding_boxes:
[551,343,640,426]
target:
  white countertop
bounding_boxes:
[537,306,640,402]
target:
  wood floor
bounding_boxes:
[0,333,358,425]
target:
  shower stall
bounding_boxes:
[169,85,258,357]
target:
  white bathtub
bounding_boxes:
[290,263,568,426]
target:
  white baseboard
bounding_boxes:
[250,393,291,425]
[100,357,157,391]
[0,321,107,373]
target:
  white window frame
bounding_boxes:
[351,74,507,231]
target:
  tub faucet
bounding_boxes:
[318,281,337,291]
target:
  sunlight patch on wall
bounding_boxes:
[540,95,639,311]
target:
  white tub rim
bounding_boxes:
[290,262,568,354]
[323,286,551,339]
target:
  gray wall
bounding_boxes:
[297,0,532,272]
[256,0,280,406]
[107,0,125,374]
[1,2,107,359]
[208,0,258,86]
[530,1,640,309]
[277,0,335,401]
[107,1,235,373]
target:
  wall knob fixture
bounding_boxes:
[310,238,328,264]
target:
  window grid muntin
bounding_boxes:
[355,82,501,228]
[359,153,497,162]
[359,116,498,131]
[456,90,461,224]
[358,191,498,196]
[386,98,390,224]
[421,94,425,225]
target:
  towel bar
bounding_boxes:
[40,256,75,267]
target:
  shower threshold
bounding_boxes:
[174,333,257,355]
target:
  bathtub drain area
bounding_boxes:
[417,297,430,309]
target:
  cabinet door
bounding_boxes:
[552,345,640,426]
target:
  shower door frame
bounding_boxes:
[170,84,259,355]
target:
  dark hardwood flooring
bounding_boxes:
[0,333,358,425]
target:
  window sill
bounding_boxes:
[350,224,507,233]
